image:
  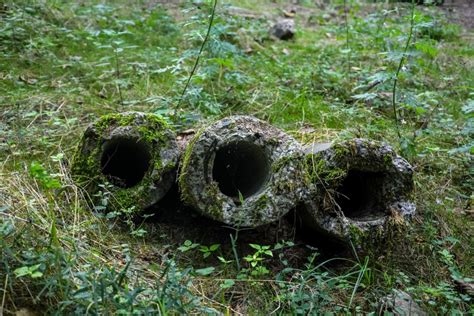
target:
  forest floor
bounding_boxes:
[0,0,472,314]
[441,0,474,30]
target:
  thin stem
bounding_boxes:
[1,274,8,313]
[114,48,124,106]
[344,0,351,73]
[176,0,218,110]
[230,229,241,272]
[392,0,416,139]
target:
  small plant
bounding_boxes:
[199,243,220,259]
[219,279,235,289]
[107,205,148,238]
[93,183,113,212]
[95,184,148,238]
[178,239,201,252]
[14,264,43,279]
[29,161,61,189]
[276,252,342,314]
[243,244,273,277]
[178,240,220,259]
[217,255,233,265]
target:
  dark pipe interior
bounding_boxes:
[100,137,151,188]
[334,170,386,220]
[212,141,270,200]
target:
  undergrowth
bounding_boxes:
[0,0,472,314]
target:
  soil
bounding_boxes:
[440,0,474,31]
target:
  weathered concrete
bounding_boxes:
[299,138,416,243]
[270,18,296,40]
[179,115,306,227]
[379,290,427,316]
[72,112,179,212]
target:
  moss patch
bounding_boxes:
[72,112,178,213]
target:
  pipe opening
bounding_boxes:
[334,170,386,221]
[101,137,151,188]
[212,141,270,199]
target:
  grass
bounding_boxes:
[0,0,473,314]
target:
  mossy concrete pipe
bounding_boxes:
[72,111,179,212]
[179,115,307,227]
[300,138,416,243]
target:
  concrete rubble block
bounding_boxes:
[270,18,296,40]
[300,138,416,243]
[379,290,427,316]
[179,115,307,227]
[72,111,179,212]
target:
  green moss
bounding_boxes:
[347,220,391,250]
[348,224,368,245]
[254,194,269,211]
[271,155,305,193]
[71,138,102,187]
[204,182,225,220]
[383,151,395,166]
[137,117,171,143]
[332,142,352,161]
[153,158,162,171]
[72,112,177,213]
[271,155,293,173]
[304,153,324,183]
[93,112,171,143]
[304,152,347,187]
[113,189,139,211]
[93,113,136,132]
[178,128,205,207]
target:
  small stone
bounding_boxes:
[270,18,295,40]
[379,290,427,316]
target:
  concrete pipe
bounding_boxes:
[179,115,307,227]
[300,138,416,243]
[72,112,179,212]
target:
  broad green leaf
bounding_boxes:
[220,279,235,289]
[249,244,261,251]
[14,267,30,277]
[195,267,215,276]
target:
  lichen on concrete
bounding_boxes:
[299,138,416,244]
[270,18,296,40]
[179,115,307,227]
[72,111,179,212]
